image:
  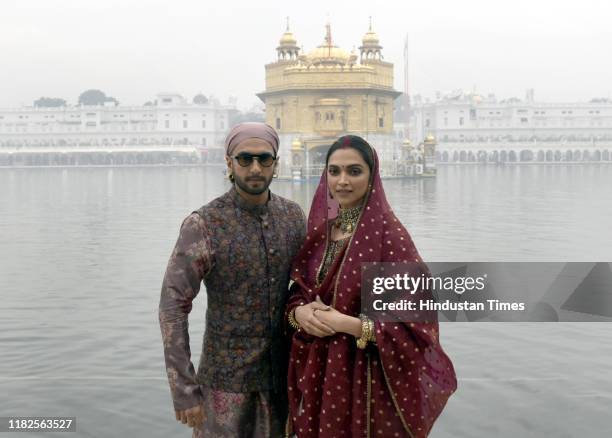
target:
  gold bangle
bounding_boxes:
[367,319,376,344]
[356,314,370,349]
[288,307,301,331]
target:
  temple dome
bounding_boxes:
[362,30,380,45]
[306,45,351,65]
[279,31,297,46]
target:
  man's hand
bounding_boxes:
[294,296,336,337]
[175,404,205,428]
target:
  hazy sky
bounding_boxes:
[1,0,611,109]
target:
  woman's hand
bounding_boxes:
[312,296,363,338]
[294,297,336,337]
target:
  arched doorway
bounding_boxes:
[520,150,533,162]
[308,144,331,177]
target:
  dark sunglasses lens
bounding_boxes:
[235,153,275,167]
[236,154,253,167]
[259,154,275,167]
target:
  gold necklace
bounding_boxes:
[335,205,362,234]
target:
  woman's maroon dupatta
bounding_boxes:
[286,143,457,437]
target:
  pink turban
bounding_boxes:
[224,122,280,156]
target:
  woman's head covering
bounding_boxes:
[224,122,280,156]
[287,135,457,437]
[290,134,392,296]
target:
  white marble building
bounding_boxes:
[393,90,612,163]
[0,93,234,149]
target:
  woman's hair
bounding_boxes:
[325,135,374,172]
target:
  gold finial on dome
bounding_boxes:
[362,16,380,45]
[425,133,436,144]
[277,17,299,61]
[279,16,297,46]
[402,138,412,148]
[306,21,351,66]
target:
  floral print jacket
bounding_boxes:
[159,187,306,411]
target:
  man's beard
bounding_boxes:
[233,173,273,195]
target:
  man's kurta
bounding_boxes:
[159,187,306,411]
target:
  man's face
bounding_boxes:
[226,138,278,195]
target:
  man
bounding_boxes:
[158,122,306,437]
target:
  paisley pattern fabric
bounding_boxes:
[159,186,306,412]
[191,387,286,438]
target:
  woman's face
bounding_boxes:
[327,147,371,209]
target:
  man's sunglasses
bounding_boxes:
[233,152,277,167]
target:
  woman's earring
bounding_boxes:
[228,172,234,182]
[273,173,278,179]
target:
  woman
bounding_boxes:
[285,135,457,438]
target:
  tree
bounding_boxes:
[193,93,209,104]
[78,89,119,106]
[34,97,66,107]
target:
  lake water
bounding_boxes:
[1,164,611,437]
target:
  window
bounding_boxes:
[378,117,384,128]
[459,117,464,126]
[202,138,207,146]
[201,120,206,128]
[276,118,281,129]
[183,120,188,129]
[164,120,170,129]
[425,119,430,127]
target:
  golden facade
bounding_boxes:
[257,22,402,178]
